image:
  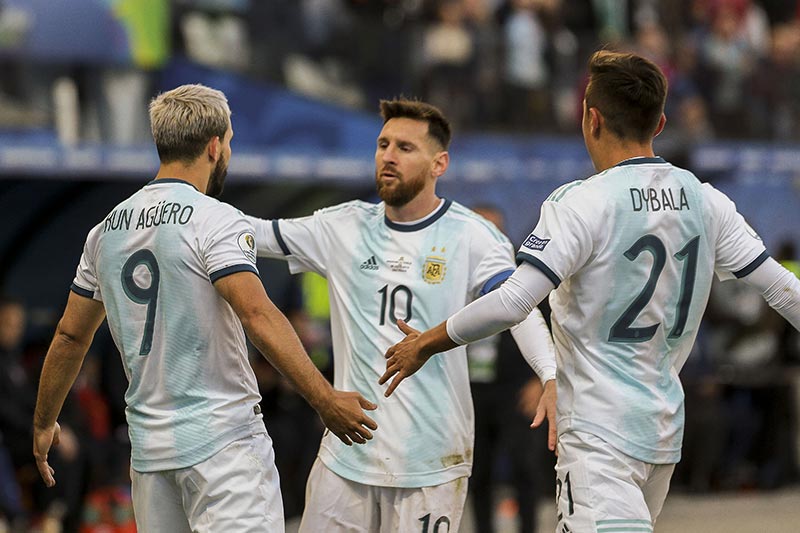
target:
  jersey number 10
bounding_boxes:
[378,284,413,326]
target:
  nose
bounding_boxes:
[381,144,397,165]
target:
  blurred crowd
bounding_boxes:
[176,0,800,141]
[1,0,800,144]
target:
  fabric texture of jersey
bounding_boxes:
[71,179,265,472]
[248,199,516,487]
[517,157,767,464]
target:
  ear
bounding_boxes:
[207,136,221,162]
[431,151,449,178]
[589,107,603,139]
[653,113,667,137]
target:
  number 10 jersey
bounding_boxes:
[249,199,517,487]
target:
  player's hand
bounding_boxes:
[379,320,431,397]
[33,421,61,487]
[319,390,378,446]
[517,378,542,419]
[530,378,557,452]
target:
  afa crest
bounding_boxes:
[423,249,447,284]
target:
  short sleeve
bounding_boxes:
[516,200,594,287]
[704,184,768,281]
[272,214,328,276]
[202,206,260,283]
[71,225,103,302]
[469,235,516,299]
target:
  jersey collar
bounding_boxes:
[145,178,199,191]
[614,156,666,167]
[384,198,452,232]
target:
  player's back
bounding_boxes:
[79,179,263,472]
[546,157,764,463]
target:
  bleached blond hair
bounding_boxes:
[149,84,230,163]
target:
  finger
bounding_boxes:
[384,373,405,398]
[336,433,353,446]
[349,432,366,445]
[548,412,557,451]
[362,414,378,431]
[358,396,378,411]
[531,406,545,428]
[378,365,398,385]
[384,344,396,359]
[396,319,418,335]
[36,460,55,488]
[357,425,374,441]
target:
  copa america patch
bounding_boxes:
[237,231,257,263]
[522,233,550,251]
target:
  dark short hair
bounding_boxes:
[379,98,452,150]
[585,50,668,143]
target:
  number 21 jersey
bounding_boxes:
[518,157,767,464]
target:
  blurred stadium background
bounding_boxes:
[0,0,799,532]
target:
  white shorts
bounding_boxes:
[555,431,675,533]
[299,458,467,533]
[131,432,284,533]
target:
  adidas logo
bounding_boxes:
[360,255,379,271]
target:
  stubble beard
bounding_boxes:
[206,157,228,198]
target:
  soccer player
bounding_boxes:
[380,51,800,532]
[246,98,556,532]
[32,84,378,533]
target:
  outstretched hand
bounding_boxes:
[33,422,61,487]
[530,379,557,452]
[319,391,378,446]
[379,320,431,397]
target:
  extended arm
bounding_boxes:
[34,292,107,487]
[380,263,555,396]
[741,257,800,330]
[213,271,377,445]
[244,215,287,259]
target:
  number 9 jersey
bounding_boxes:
[71,179,265,473]
[517,157,767,464]
[247,199,517,488]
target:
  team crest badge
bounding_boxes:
[423,247,447,284]
[238,231,257,263]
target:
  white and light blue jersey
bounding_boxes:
[518,157,767,464]
[248,199,516,487]
[72,179,264,472]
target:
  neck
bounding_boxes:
[385,189,441,223]
[154,162,209,194]
[591,137,656,173]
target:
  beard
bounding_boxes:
[206,156,228,198]
[375,167,426,207]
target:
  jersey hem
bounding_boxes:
[70,283,94,298]
[516,252,561,287]
[130,419,266,473]
[272,219,291,255]
[733,250,769,278]
[560,417,681,465]
[209,263,259,283]
[317,447,472,488]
